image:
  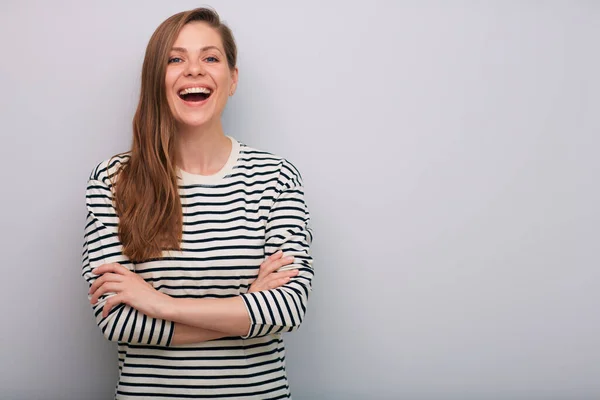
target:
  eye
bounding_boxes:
[205,56,219,63]
[168,57,183,64]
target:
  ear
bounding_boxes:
[229,67,239,96]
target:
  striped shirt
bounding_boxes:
[81,136,314,399]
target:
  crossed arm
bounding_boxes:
[82,173,314,346]
[86,252,296,345]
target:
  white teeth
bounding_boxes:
[179,87,212,95]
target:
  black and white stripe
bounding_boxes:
[81,137,314,399]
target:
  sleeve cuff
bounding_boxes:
[240,293,257,339]
[164,320,175,347]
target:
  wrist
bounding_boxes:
[156,292,176,320]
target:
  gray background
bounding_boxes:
[1,1,598,399]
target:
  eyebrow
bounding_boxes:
[171,46,223,55]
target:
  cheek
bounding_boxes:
[164,73,179,111]
[217,75,233,101]
[165,69,180,94]
[214,89,230,111]
[214,69,232,89]
[165,65,179,81]
[165,88,176,111]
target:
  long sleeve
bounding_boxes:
[81,173,173,346]
[240,161,315,338]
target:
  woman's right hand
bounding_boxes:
[249,250,299,293]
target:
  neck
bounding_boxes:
[175,120,232,175]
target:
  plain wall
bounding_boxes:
[1,1,598,399]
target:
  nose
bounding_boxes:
[184,58,206,77]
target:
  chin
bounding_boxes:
[176,113,216,129]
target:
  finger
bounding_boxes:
[103,294,123,318]
[89,273,124,295]
[92,263,128,276]
[260,250,283,272]
[89,274,122,296]
[91,283,115,305]
[262,255,295,276]
[276,269,300,279]
[268,276,291,290]
[266,270,298,286]
[90,282,121,305]
[91,263,116,276]
[88,275,106,295]
[273,256,296,272]
[267,250,283,261]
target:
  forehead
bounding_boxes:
[173,21,224,52]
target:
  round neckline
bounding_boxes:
[177,135,240,185]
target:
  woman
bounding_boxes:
[82,7,314,399]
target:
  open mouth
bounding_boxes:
[178,87,212,102]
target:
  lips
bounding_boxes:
[178,86,213,103]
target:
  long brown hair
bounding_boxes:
[112,7,237,262]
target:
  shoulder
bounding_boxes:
[88,152,131,187]
[237,140,304,188]
[86,153,130,207]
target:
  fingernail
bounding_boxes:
[92,268,98,274]
[285,256,294,262]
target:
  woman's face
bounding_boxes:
[165,22,238,129]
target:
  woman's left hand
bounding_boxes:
[89,263,170,318]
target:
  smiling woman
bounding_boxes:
[165,23,238,130]
[81,7,314,400]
